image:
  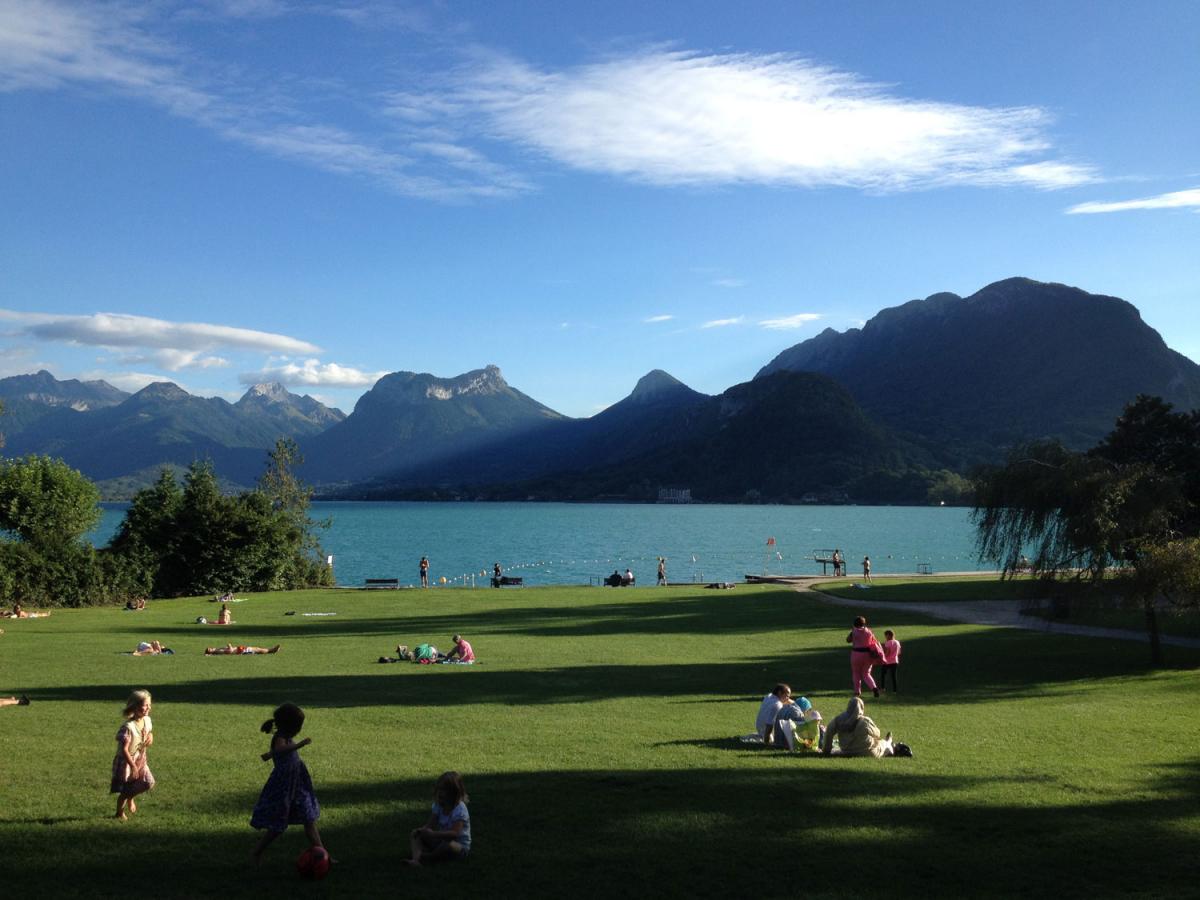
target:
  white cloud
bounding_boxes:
[0,7,1099,201]
[80,369,191,394]
[0,1,525,200]
[702,316,744,329]
[712,278,745,288]
[0,309,319,355]
[241,359,388,388]
[643,314,674,323]
[759,313,822,330]
[452,49,1097,191]
[120,349,231,371]
[1066,187,1200,215]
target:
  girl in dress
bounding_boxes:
[407,771,471,865]
[111,689,155,819]
[251,703,327,863]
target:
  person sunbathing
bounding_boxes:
[204,643,280,655]
[216,603,232,625]
[1,695,31,707]
[3,602,51,619]
[132,640,173,656]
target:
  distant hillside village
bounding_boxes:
[3,278,1199,506]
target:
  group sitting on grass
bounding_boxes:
[754,683,824,750]
[381,634,475,664]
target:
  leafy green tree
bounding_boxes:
[110,447,332,597]
[0,455,101,549]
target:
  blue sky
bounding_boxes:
[2,1,1197,417]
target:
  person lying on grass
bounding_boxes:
[132,640,173,655]
[205,643,280,655]
[406,771,471,866]
[1,695,31,707]
[2,602,51,618]
[821,697,895,758]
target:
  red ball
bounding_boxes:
[296,846,331,880]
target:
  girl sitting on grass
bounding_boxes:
[111,689,155,819]
[406,771,471,866]
[251,703,329,864]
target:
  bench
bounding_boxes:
[491,576,523,588]
[364,578,400,590]
[917,563,933,575]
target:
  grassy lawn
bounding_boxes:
[2,584,1199,898]
[815,574,1048,602]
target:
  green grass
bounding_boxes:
[816,574,1048,602]
[2,584,1199,898]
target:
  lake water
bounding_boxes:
[92,502,990,588]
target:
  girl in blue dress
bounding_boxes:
[250,703,329,863]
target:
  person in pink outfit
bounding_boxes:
[846,616,879,698]
[879,629,902,693]
[446,634,475,663]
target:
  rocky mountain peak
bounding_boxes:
[628,369,686,400]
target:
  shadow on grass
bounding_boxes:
[20,621,1198,714]
[3,762,1198,897]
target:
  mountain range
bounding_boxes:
[3,277,1197,502]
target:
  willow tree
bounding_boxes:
[973,396,1200,663]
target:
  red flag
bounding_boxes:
[766,537,775,545]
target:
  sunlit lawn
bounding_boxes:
[1,584,1198,897]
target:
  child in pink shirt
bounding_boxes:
[879,630,902,693]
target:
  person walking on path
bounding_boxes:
[862,556,872,582]
[657,557,667,586]
[832,549,843,576]
[420,556,430,588]
[846,616,880,698]
[111,689,155,819]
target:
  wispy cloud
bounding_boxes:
[702,316,744,329]
[0,6,1098,201]
[712,278,745,288]
[451,49,1097,192]
[1066,187,1200,215]
[0,309,319,366]
[759,313,821,330]
[643,314,674,323]
[241,358,388,388]
[0,1,524,200]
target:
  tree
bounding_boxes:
[973,396,1200,662]
[1127,538,1200,665]
[110,447,332,598]
[0,455,101,549]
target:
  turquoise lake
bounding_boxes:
[93,502,990,588]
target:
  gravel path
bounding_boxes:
[792,580,1200,649]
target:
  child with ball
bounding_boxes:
[251,703,330,865]
[405,771,471,866]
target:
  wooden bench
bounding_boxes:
[364,578,400,590]
[917,563,933,575]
